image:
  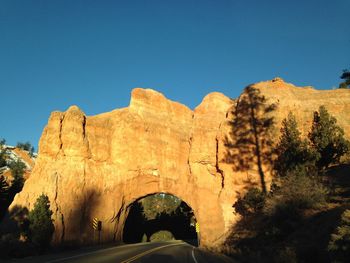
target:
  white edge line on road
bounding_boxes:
[192,247,199,263]
[46,242,185,263]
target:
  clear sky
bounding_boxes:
[0,0,349,149]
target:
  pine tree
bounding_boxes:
[16,142,35,157]
[339,69,350,89]
[328,209,350,262]
[28,194,54,250]
[309,106,350,169]
[8,159,26,193]
[275,112,318,176]
[16,141,33,151]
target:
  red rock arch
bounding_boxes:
[7,81,350,248]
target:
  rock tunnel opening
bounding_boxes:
[122,193,198,246]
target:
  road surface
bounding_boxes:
[8,241,236,263]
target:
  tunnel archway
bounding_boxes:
[122,193,198,246]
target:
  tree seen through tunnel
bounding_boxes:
[123,193,198,246]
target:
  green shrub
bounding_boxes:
[263,173,328,236]
[227,173,328,262]
[265,174,327,217]
[328,209,350,262]
[141,233,148,242]
[149,230,174,242]
[233,187,266,216]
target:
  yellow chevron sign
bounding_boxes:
[195,222,200,233]
[92,218,99,230]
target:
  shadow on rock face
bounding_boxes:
[57,188,101,246]
[223,85,277,194]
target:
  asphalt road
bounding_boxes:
[7,241,236,263]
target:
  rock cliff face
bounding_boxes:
[8,79,350,247]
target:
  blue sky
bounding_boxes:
[0,0,349,149]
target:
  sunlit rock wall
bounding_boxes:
[8,79,350,248]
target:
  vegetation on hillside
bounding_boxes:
[0,138,35,221]
[0,159,26,220]
[16,142,35,157]
[0,139,37,257]
[0,140,9,206]
[8,159,26,194]
[309,106,350,170]
[225,105,350,263]
[339,68,350,89]
[328,209,350,262]
[274,112,318,177]
[0,194,54,258]
[140,193,182,220]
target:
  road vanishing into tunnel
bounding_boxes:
[10,241,236,263]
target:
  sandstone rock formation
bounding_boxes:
[255,77,350,138]
[7,79,350,248]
